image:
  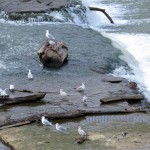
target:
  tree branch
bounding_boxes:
[88,6,114,24]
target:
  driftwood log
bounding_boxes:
[100,95,144,103]
[88,6,114,24]
[0,92,46,105]
[38,41,68,68]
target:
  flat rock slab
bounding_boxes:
[100,95,144,103]
[0,116,150,150]
[0,0,70,13]
[0,74,146,129]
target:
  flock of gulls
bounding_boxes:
[41,116,87,137]
[40,79,87,136]
[0,29,87,138]
[0,65,87,104]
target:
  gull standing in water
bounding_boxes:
[9,84,15,92]
[78,126,86,136]
[56,123,68,133]
[76,82,85,92]
[46,30,55,40]
[41,116,52,126]
[60,89,67,97]
[28,69,33,80]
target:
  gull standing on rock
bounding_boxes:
[46,30,55,40]
[41,116,52,126]
[0,88,8,97]
[28,69,33,80]
[60,89,67,97]
[56,123,68,132]
[76,82,85,92]
[82,95,87,103]
[9,84,15,92]
[78,126,86,136]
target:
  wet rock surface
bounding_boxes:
[0,115,150,150]
[0,75,145,122]
[0,69,149,150]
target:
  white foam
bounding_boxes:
[81,0,128,26]
[107,33,150,102]
[47,11,66,22]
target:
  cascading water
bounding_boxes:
[80,0,150,103]
[0,0,150,103]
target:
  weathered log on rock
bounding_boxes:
[81,107,146,114]
[38,41,68,68]
[88,6,114,24]
[0,121,32,130]
[0,92,46,105]
[100,95,144,103]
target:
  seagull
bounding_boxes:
[82,95,87,102]
[60,89,67,97]
[28,69,33,80]
[76,82,85,92]
[46,30,55,40]
[9,84,15,92]
[56,123,68,132]
[41,116,52,126]
[78,126,86,136]
[0,88,8,97]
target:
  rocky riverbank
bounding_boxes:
[0,1,150,149]
[0,73,149,149]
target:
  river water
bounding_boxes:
[0,1,150,149]
[81,0,150,102]
[0,0,150,103]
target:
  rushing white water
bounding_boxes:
[81,0,150,102]
[110,34,150,99]
[0,0,150,102]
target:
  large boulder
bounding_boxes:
[38,40,68,68]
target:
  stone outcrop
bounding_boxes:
[38,41,68,68]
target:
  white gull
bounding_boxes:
[78,126,86,136]
[56,123,68,132]
[46,30,55,40]
[60,89,67,97]
[28,69,33,79]
[82,95,87,102]
[76,82,85,92]
[41,116,52,126]
[0,88,8,97]
[9,84,15,92]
